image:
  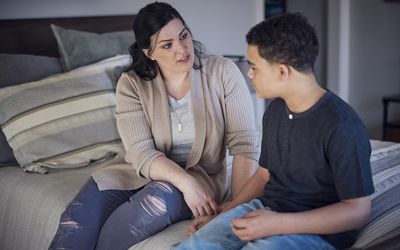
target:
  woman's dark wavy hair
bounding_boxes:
[246,12,319,73]
[125,2,204,80]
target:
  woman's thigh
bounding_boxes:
[49,177,137,250]
[96,181,192,250]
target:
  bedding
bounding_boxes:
[0,55,130,173]
[0,140,399,250]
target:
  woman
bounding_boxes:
[49,2,259,250]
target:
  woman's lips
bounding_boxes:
[178,55,190,63]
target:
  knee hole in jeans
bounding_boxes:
[59,200,83,232]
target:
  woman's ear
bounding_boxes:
[278,64,290,81]
[142,49,154,60]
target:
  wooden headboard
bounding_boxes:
[0,15,135,57]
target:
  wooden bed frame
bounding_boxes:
[0,15,135,57]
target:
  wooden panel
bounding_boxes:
[0,15,135,57]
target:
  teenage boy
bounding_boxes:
[172,12,374,250]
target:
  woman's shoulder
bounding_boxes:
[116,70,149,93]
[201,54,233,67]
[200,54,239,76]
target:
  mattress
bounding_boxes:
[0,140,399,250]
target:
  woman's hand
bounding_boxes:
[180,176,219,217]
[187,215,216,234]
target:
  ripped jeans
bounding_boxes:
[49,177,192,250]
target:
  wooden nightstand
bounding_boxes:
[382,94,400,142]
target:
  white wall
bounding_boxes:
[328,0,400,139]
[0,0,261,57]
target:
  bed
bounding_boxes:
[1,15,400,250]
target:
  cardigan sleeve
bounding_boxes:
[115,73,165,179]
[222,59,260,160]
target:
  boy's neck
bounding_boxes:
[282,74,326,113]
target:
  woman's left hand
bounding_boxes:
[180,175,219,217]
[187,215,216,234]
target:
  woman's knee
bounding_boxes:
[134,181,191,221]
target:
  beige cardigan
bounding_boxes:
[93,54,259,203]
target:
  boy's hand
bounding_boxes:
[231,209,280,241]
[187,215,216,234]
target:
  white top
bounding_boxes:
[167,90,195,167]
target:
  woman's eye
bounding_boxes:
[180,32,189,40]
[162,43,172,49]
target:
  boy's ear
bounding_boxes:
[278,64,290,81]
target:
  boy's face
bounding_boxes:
[246,45,282,99]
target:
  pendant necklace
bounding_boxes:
[168,91,189,133]
[173,109,184,132]
[169,104,185,133]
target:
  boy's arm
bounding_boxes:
[224,166,269,212]
[231,195,371,241]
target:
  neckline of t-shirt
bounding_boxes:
[168,90,191,110]
[284,90,332,120]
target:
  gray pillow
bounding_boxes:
[0,53,63,166]
[51,24,134,71]
[0,53,62,88]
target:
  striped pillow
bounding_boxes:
[353,142,400,248]
[0,55,130,173]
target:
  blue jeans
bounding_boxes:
[49,177,192,250]
[172,199,336,250]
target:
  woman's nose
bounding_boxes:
[176,41,187,54]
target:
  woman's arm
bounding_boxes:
[149,156,219,217]
[221,58,261,200]
[231,155,258,199]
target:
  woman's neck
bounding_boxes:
[161,71,191,100]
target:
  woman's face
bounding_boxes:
[146,18,194,76]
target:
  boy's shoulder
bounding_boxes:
[322,91,364,124]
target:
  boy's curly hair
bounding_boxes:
[246,13,319,73]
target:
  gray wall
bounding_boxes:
[349,0,400,139]
[303,0,400,140]
[287,0,327,85]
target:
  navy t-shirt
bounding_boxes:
[258,90,374,249]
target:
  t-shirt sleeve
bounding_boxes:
[258,102,274,169]
[327,120,374,200]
